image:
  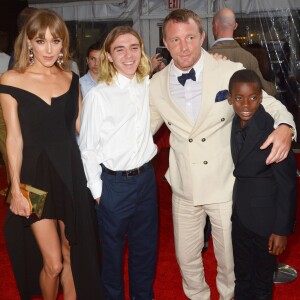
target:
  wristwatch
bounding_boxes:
[289,126,296,138]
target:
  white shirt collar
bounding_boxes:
[170,50,204,80]
[115,72,137,88]
[87,70,97,84]
[211,37,234,47]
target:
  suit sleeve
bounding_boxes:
[149,75,164,135]
[261,91,296,137]
[271,152,298,235]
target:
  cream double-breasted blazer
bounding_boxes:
[149,49,295,206]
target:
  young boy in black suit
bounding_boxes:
[228,69,298,300]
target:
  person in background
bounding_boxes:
[228,69,297,299]
[79,41,102,98]
[150,53,167,78]
[0,31,10,76]
[68,60,80,76]
[209,7,277,97]
[149,8,295,300]
[0,8,103,300]
[79,26,158,300]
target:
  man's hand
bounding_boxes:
[212,53,227,61]
[268,234,287,255]
[260,124,292,164]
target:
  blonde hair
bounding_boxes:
[99,26,150,85]
[14,8,70,72]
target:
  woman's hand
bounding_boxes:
[10,187,31,218]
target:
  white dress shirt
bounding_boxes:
[169,54,204,123]
[79,73,157,199]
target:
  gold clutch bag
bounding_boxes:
[5,183,47,219]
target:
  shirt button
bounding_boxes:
[202,138,206,142]
[168,122,171,125]
[203,161,208,165]
[189,138,193,143]
[221,118,225,122]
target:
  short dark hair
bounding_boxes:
[229,69,263,93]
[86,41,103,58]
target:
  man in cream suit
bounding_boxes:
[149,8,295,300]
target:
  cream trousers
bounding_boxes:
[172,195,235,300]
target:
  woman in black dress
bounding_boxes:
[0,9,103,300]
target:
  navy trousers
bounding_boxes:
[95,162,158,300]
[232,210,276,300]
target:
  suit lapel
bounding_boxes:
[190,51,219,137]
[162,65,194,128]
[236,106,268,164]
[231,116,240,165]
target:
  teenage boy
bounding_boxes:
[228,69,297,300]
[79,26,158,300]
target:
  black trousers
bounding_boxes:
[232,209,277,300]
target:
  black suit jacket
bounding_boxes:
[231,105,297,237]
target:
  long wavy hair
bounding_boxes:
[14,8,70,72]
[99,26,150,85]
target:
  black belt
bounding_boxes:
[101,161,152,177]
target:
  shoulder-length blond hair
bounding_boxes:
[14,8,70,72]
[99,26,150,85]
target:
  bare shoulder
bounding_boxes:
[0,70,24,86]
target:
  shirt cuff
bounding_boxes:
[88,180,102,200]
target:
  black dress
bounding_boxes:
[0,72,103,300]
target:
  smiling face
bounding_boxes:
[28,27,62,68]
[107,33,141,79]
[163,18,205,71]
[228,81,262,127]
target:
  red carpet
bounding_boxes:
[0,150,300,299]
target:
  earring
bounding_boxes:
[57,50,63,65]
[28,46,34,65]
